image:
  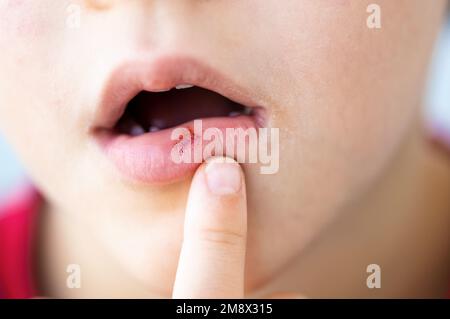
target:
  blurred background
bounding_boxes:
[1,20,450,201]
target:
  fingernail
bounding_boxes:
[205,157,242,195]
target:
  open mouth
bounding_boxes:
[92,57,266,184]
[115,86,253,136]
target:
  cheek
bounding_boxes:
[0,1,47,39]
[255,0,440,213]
[0,1,64,111]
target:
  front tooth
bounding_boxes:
[149,126,160,132]
[130,125,145,136]
[153,88,171,92]
[228,111,242,117]
[151,118,166,129]
[175,84,194,90]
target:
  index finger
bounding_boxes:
[172,157,247,299]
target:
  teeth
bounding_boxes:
[228,111,242,117]
[130,125,146,136]
[152,88,171,92]
[149,126,160,132]
[151,118,166,129]
[228,107,252,117]
[175,84,194,90]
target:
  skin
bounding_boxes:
[0,0,449,297]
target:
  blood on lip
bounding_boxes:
[174,126,199,157]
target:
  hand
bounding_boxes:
[172,157,303,299]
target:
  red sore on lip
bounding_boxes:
[97,115,260,185]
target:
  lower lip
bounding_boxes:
[94,115,260,184]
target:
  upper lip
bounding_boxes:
[91,54,265,131]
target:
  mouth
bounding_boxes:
[92,56,267,184]
[115,86,255,136]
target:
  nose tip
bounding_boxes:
[85,0,115,10]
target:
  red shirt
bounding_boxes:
[0,130,449,299]
[0,186,40,298]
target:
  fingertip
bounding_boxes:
[185,156,247,236]
[204,157,243,196]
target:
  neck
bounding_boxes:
[36,201,154,298]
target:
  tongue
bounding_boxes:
[126,87,245,131]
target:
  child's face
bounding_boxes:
[0,0,446,292]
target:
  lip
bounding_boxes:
[91,55,267,184]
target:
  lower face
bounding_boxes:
[0,0,446,294]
